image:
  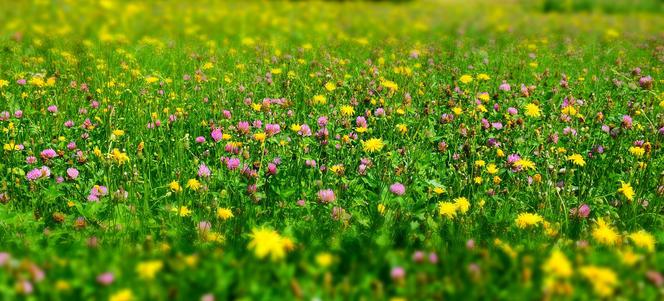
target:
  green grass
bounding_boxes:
[0,0,662,300]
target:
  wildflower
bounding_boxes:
[253,132,266,142]
[579,266,618,297]
[542,250,572,278]
[211,128,223,142]
[629,146,645,157]
[312,95,327,105]
[390,267,405,281]
[438,202,457,218]
[629,230,655,252]
[566,154,585,166]
[136,260,163,280]
[515,213,544,229]
[172,206,192,217]
[396,123,407,134]
[486,163,499,174]
[198,164,211,178]
[477,73,490,80]
[459,75,473,84]
[340,105,355,116]
[454,197,470,213]
[96,272,114,286]
[324,82,336,91]
[362,138,385,152]
[617,181,635,201]
[524,103,541,117]
[380,79,398,91]
[592,218,620,246]
[216,208,234,220]
[389,183,406,196]
[247,227,292,261]
[515,158,536,170]
[110,148,129,165]
[169,181,181,192]
[186,179,202,191]
[315,252,333,268]
[317,189,336,203]
[109,289,134,301]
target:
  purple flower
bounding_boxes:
[198,164,211,178]
[389,182,406,196]
[499,81,511,91]
[412,251,425,263]
[211,128,223,142]
[507,107,518,115]
[40,149,58,159]
[195,136,206,143]
[317,116,328,127]
[47,105,58,113]
[225,157,240,170]
[622,115,633,129]
[639,75,653,89]
[265,123,281,136]
[576,204,590,218]
[96,272,115,286]
[66,168,79,180]
[390,267,405,281]
[317,189,336,203]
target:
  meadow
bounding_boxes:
[0,0,663,300]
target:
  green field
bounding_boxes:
[0,0,662,300]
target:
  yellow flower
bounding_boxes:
[253,132,267,142]
[315,252,333,268]
[216,207,234,220]
[0,79,8,88]
[172,206,192,217]
[629,230,655,252]
[396,124,408,134]
[515,158,536,170]
[145,76,159,84]
[438,202,457,218]
[477,73,490,80]
[486,163,498,174]
[454,197,470,213]
[270,68,282,74]
[324,81,336,92]
[136,260,163,280]
[617,181,635,201]
[629,146,645,157]
[452,107,463,115]
[459,74,473,84]
[109,289,134,301]
[169,181,181,192]
[186,178,202,191]
[566,154,585,167]
[110,148,129,165]
[290,124,302,132]
[432,187,445,194]
[592,218,620,246]
[340,105,355,116]
[377,203,386,215]
[515,212,544,229]
[247,227,292,261]
[112,129,125,137]
[474,160,486,167]
[380,79,398,91]
[312,95,327,105]
[362,138,385,152]
[524,103,541,117]
[542,250,572,278]
[579,266,618,297]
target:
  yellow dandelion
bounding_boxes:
[617,181,635,201]
[247,227,291,261]
[438,202,457,218]
[515,212,544,229]
[542,250,572,278]
[592,218,620,246]
[216,207,234,220]
[459,74,473,84]
[524,103,541,118]
[362,138,385,153]
[629,230,655,252]
[566,154,585,167]
[136,260,163,280]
